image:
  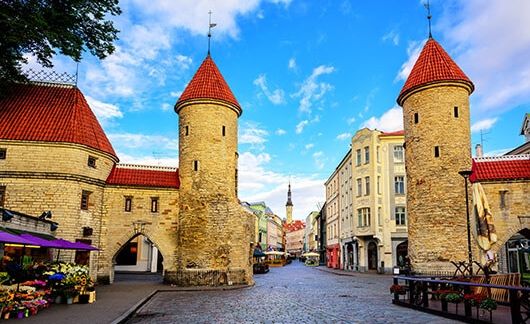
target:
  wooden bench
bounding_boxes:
[472,273,521,303]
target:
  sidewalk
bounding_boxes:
[315,265,393,278]
[19,277,251,324]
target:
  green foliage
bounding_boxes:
[479,298,497,311]
[0,0,121,84]
[444,292,463,303]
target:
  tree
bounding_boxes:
[0,0,121,84]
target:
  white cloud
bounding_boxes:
[471,118,498,133]
[275,128,287,135]
[288,58,297,70]
[170,91,183,98]
[336,132,352,141]
[305,143,314,150]
[161,103,172,111]
[293,65,335,113]
[117,151,178,167]
[175,54,192,70]
[296,120,309,134]
[347,117,356,125]
[361,106,403,132]
[439,0,530,114]
[238,151,324,219]
[483,148,512,157]
[253,74,286,105]
[85,96,123,122]
[395,40,424,82]
[382,30,400,46]
[108,132,178,151]
[312,151,325,170]
[239,122,269,150]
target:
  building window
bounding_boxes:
[395,207,406,226]
[124,197,132,212]
[377,176,381,195]
[357,207,371,227]
[185,126,189,136]
[365,176,370,196]
[364,146,370,164]
[378,207,382,226]
[0,186,5,207]
[87,156,97,168]
[376,146,380,163]
[0,148,6,160]
[150,197,159,213]
[454,106,459,118]
[194,160,199,171]
[394,176,405,195]
[393,146,404,163]
[356,178,362,196]
[414,113,419,124]
[499,190,509,209]
[356,149,361,166]
[81,190,91,210]
[222,126,226,136]
[434,146,440,157]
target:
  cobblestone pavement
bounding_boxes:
[126,262,458,324]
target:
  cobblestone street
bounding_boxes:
[126,262,456,323]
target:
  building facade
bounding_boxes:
[325,166,340,268]
[303,211,319,252]
[0,54,255,286]
[285,220,305,257]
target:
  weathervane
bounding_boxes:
[424,0,433,38]
[208,10,217,55]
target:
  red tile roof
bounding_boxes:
[106,165,180,188]
[380,130,405,137]
[177,55,240,112]
[284,220,305,232]
[470,155,530,183]
[397,38,474,105]
[0,83,117,158]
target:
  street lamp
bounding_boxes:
[458,170,473,276]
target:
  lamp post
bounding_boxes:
[458,170,473,276]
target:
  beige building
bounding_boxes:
[285,220,305,257]
[267,212,284,251]
[304,211,319,252]
[0,54,255,286]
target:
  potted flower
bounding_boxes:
[444,292,463,314]
[389,284,406,295]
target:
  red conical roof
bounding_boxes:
[176,55,240,112]
[397,38,474,105]
[0,83,117,158]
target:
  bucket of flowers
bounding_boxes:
[389,284,407,295]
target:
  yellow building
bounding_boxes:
[0,54,255,286]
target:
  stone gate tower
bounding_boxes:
[397,38,475,273]
[170,54,254,286]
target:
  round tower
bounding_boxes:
[397,38,475,273]
[171,54,253,286]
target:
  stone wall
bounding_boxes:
[98,186,179,283]
[402,84,472,273]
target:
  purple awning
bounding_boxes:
[19,234,63,248]
[0,231,41,245]
[52,239,98,251]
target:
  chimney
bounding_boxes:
[475,144,483,158]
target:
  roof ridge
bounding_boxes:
[116,163,178,171]
[474,154,530,162]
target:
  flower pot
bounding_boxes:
[66,297,73,305]
[55,295,63,304]
[3,312,9,320]
[79,294,90,304]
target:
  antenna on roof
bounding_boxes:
[424,0,433,39]
[75,62,79,87]
[207,10,217,55]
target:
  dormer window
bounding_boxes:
[88,156,97,168]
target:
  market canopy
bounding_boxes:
[302,252,320,257]
[0,231,41,246]
[0,229,98,251]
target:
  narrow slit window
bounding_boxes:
[454,106,459,118]
[434,146,440,157]
[185,126,189,136]
[124,197,132,212]
[222,126,226,136]
[151,197,159,213]
[194,160,199,171]
[414,113,419,124]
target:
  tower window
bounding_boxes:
[0,148,6,160]
[151,197,159,213]
[0,186,5,207]
[434,146,440,157]
[87,156,97,168]
[194,160,199,171]
[414,113,419,124]
[454,106,459,118]
[222,126,226,136]
[185,126,189,136]
[124,197,132,212]
[81,190,91,210]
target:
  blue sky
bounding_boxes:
[26,0,530,220]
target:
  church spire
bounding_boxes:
[286,182,293,207]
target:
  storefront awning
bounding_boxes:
[0,229,98,251]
